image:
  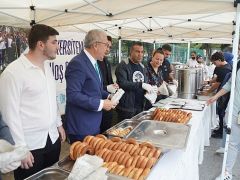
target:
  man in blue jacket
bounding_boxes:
[65,29,117,143]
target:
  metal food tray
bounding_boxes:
[126,120,191,150]
[25,167,69,180]
[182,103,205,111]
[57,156,74,172]
[104,119,140,138]
[130,110,190,124]
[131,111,153,121]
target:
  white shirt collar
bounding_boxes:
[84,49,97,67]
[20,54,38,69]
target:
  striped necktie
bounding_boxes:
[94,62,101,81]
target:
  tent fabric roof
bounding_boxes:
[0,0,237,43]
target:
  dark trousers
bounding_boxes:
[100,110,113,133]
[216,108,225,135]
[14,136,61,180]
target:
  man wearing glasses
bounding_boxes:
[65,29,117,143]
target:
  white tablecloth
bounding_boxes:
[148,98,216,180]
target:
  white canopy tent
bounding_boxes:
[0,0,237,43]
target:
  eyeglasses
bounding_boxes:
[96,41,110,48]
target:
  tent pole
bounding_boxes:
[221,3,240,179]
[118,39,122,63]
[187,41,191,62]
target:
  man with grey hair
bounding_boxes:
[65,29,117,143]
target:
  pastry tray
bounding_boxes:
[182,103,205,111]
[104,119,140,138]
[126,120,191,150]
[25,167,69,180]
[131,111,153,121]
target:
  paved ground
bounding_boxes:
[199,137,240,180]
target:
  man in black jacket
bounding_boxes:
[115,42,157,122]
[98,36,118,133]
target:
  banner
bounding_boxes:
[49,32,86,115]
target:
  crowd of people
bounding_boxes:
[0,27,28,70]
[0,24,239,180]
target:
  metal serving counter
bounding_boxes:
[27,97,216,180]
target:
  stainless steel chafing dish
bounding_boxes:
[104,119,140,138]
[25,167,69,180]
[130,111,153,121]
[126,120,191,150]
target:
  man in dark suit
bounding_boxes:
[98,35,119,133]
[65,29,117,143]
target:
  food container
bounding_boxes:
[104,119,140,138]
[25,167,69,180]
[57,156,74,172]
[176,67,204,99]
[130,111,153,121]
[126,120,191,150]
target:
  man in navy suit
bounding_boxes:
[65,29,117,143]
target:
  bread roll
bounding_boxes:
[122,154,131,166]
[106,162,117,171]
[136,156,145,168]
[143,147,151,157]
[145,158,155,169]
[126,138,137,145]
[140,157,148,169]
[102,149,111,160]
[105,150,114,162]
[73,143,82,160]
[139,168,151,179]
[125,144,134,153]
[140,142,154,149]
[96,134,107,140]
[133,168,143,180]
[114,151,123,163]
[153,149,161,159]
[139,146,148,156]
[147,148,156,158]
[113,165,125,175]
[109,142,117,150]
[69,141,81,160]
[95,139,104,151]
[109,151,118,162]
[129,144,139,155]
[110,137,121,142]
[125,157,134,168]
[128,168,138,178]
[83,135,93,144]
[123,165,135,177]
